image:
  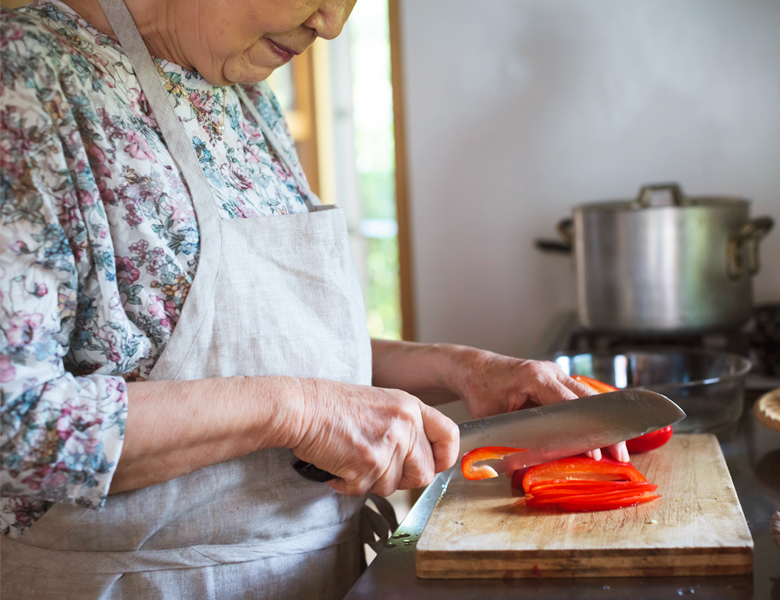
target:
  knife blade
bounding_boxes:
[293,389,685,483]
[461,389,685,474]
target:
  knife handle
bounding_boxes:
[293,460,337,483]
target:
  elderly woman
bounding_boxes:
[0,0,628,598]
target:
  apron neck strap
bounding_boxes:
[235,87,320,212]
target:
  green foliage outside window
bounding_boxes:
[350,0,402,340]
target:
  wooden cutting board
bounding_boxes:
[416,434,753,578]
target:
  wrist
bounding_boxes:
[434,343,482,397]
[237,375,310,451]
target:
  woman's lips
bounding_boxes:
[267,39,298,62]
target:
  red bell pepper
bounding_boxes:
[526,480,656,494]
[571,374,674,453]
[571,374,620,394]
[518,458,659,511]
[529,492,661,511]
[473,452,660,512]
[461,446,527,481]
[625,425,673,453]
[525,481,657,501]
[520,456,647,493]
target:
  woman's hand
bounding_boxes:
[449,350,594,418]
[450,350,629,462]
[465,351,628,463]
[371,340,629,463]
[290,379,460,497]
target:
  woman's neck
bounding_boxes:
[59,0,192,69]
[60,0,116,36]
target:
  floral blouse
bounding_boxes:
[0,0,313,539]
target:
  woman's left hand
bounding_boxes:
[371,340,629,462]
[446,349,593,418]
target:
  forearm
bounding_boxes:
[371,339,477,405]
[110,375,309,494]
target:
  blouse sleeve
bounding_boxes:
[0,28,128,537]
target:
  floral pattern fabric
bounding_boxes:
[0,0,312,539]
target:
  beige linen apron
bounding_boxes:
[1,0,377,597]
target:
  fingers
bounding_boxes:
[585,442,630,463]
[606,441,630,462]
[585,448,602,461]
[526,361,581,405]
[558,373,598,398]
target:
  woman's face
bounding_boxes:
[169,0,357,85]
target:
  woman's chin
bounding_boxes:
[220,64,277,86]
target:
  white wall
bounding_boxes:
[399,0,780,356]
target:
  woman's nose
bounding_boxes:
[303,0,355,40]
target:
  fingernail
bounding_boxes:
[592,448,602,461]
[620,447,630,463]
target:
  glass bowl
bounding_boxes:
[549,348,752,434]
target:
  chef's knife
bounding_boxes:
[293,389,685,483]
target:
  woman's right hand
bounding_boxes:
[290,379,460,498]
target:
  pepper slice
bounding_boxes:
[571,374,619,394]
[521,456,647,493]
[525,482,658,504]
[522,473,659,511]
[529,492,661,511]
[625,426,673,453]
[527,480,656,494]
[461,446,527,481]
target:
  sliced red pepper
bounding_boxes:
[527,480,657,494]
[571,374,618,394]
[572,375,674,453]
[461,446,527,481]
[524,479,659,511]
[526,483,658,504]
[530,493,661,511]
[625,426,673,453]
[521,456,646,493]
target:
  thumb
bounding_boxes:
[420,404,459,473]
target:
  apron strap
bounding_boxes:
[234,87,321,213]
[96,0,224,233]
[97,0,224,345]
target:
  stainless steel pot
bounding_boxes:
[537,183,774,333]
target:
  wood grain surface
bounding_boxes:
[416,434,753,578]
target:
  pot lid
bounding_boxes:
[578,182,750,212]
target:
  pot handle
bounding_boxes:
[534,218,573,254]
[635,182,688,208]
[727,216,774,280]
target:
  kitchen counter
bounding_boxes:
[344,394,780,600]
